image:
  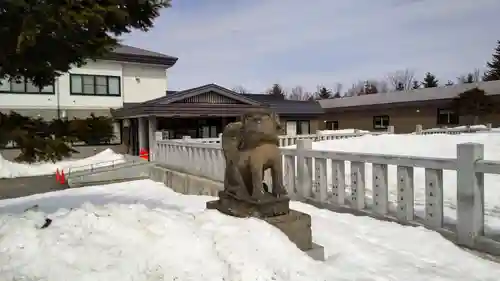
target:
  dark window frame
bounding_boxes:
[373,115,390,130]
[325,120,339,130]
[70,74,121,96]
[285,120,311,135]
[436,108,459,125]
[0,78,55,95]
[297,120,311,135]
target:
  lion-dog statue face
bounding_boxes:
[242,111,280,136]
[240,111,282,148]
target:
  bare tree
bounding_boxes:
[287,86,313,101]
[345,81,365,96]
[376,80,389,93]
[473,68,482,82]
[386,69,415,91]
[332,83,343,98]
[457,68,482,84]
[445,80,454,86]
[232,85,250,94]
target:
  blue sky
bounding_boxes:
[123,0,500,93]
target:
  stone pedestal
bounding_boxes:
[206,190,290,218]
[207,191,325,260]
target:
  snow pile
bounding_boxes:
[422,124,489,133]
[0,148,124,178]
[286,132,500,232]
[318,129,370,135]
[0,179,498,281]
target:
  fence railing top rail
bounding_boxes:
[280,147,457,170]
[156,140,221,149]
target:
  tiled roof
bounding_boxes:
[102,44,178,67]
[242,94,323,115]
[319,80,500,109]
[112,45,177,60]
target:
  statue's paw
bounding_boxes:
[235,189,250,198]
[252,189,266,201]
[272,186,287,197]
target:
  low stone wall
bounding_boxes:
[0,144,127,161]
[149,164,223,196]
[68,161,153,188]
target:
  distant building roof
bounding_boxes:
[113,84,324,118]
[242,94,323,116]
[102,44,178,68]
[319,80,500,109]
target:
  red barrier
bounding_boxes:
[139,148,149,161]
[59,170,66,184]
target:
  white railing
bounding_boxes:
[155,123,498,147]
[154,136,500,255]
[163,127,394,147]
[416,123,495,135]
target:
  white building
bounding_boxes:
[0,45,178,120]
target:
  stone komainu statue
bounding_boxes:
[221,110,287,200]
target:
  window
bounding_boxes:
[70,74,121,96]
[0,78,54,94]
[325,121,339,130]
[298,121,310,135]
[373,115,390,129]
[437,109,459,125]
[285,120,311,135]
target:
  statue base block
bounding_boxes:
[206,190,290,218]
[207,191,325,260]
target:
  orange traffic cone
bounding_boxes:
[59,170,66,184]
[139,148,149,160]
[55,169,60,182]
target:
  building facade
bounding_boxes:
[319,80,500,133]
[112,84,325,156]
[0,45,177,120]
[0,44,324,159]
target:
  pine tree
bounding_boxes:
[453,87,495,125]
[465,73,475,84]
[316,86,332,99]
[483,40,500,81]
[421,72,439,88]
[395,82,405,91]
[362,81,378,94]
[0,1,170,87]
[267,84,286,98]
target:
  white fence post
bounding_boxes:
[415,124,423,134]
[456,142,485,247]
[296,139,313,198]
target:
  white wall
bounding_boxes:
[0,59,169,110]
[61,60,124,109]
[123,63,167,103]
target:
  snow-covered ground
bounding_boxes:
[0,179,498,281]
[287,132,500,233]
[0,149,124,178]
[420,124,491,132]
[317,129,370,135]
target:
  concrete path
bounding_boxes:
[0,175,70,200]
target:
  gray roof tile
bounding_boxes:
[112,45,177,60]
[319,80,500,109]
[242,94,323,115]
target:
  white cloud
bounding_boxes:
[124,0,500,93]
